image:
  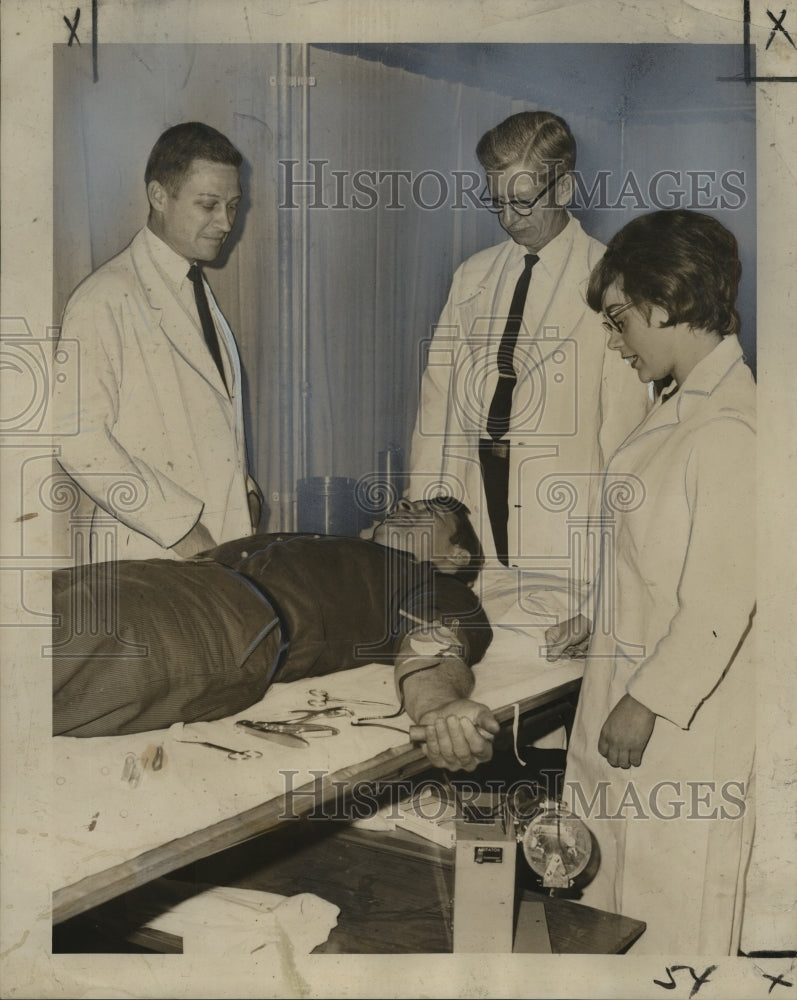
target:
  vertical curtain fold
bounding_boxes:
[303,47,509,498]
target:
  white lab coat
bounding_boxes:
[563,336,756,955]
[409,217,650,612]
[52,228,255,562]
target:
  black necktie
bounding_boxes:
[486,253,538,441]
[187,264,228,392]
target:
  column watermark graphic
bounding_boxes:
[1,315,152,655]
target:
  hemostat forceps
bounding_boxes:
[306,688,393,709]
[176,739,263,761]
[276,705,353,723]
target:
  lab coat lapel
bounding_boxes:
[130,232,230,397]
[520,220,592,365]
[619,388,681,452]
[452,240,517,312]
[614,337,746,455]
[454,219,594,341]
[511,222,596,433]
[446,243,519,417]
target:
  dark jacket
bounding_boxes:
[207,533,492,683]
[52,534,492,737]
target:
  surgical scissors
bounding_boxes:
[235,719,339,747]
[306,688,393,709]
[175,738,263,761]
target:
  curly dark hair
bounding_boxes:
[587,209,741,337]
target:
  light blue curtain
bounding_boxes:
[302,45,510,489]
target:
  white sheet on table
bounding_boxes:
[53,666,402,890]
[53,622,582,891]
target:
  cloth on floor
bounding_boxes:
[141,879,340,955]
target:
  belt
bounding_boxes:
[479,438,510,460]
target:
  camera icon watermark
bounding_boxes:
[0,317,79,435]
[415,317,579,442]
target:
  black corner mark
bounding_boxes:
[64,2,99,82]
[63,7,80,46]
[767,8,797,49]
[718,1,797,83]
[92,0,98,82]
[762,972,794,994]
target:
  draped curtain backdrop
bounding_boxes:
[53,42,755,533]
[302,46,508,510]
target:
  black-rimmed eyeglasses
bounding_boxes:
[480,174,559,216]
[601,300,634,335]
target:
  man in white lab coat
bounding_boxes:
[52,122,262,563]
[409,110,649,621]
[548,209,756,955]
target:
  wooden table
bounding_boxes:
[52,676,582,928]
[53,670,647,956]
[193,820,647,955]
[54,816,646,955]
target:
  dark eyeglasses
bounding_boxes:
[601,300,634,335]
[480,175,559,216]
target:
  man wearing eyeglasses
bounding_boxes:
[409,111,649,611]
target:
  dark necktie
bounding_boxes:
[480,252,538,565]
[187,264,228,392]
[486,253,538,441]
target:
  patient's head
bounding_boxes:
[371,496,484,585]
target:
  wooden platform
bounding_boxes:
[54,814,646,955]
[52,676,581,926]
[51,679,644,956]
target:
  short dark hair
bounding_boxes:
[587,209,741,337]
[423,496,484,586]
[145,122,242,196]
[476,110,576,176]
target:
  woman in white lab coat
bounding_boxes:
[549,210,756,955]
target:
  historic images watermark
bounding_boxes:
[277,769,749,823]
[279,160,748,213]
